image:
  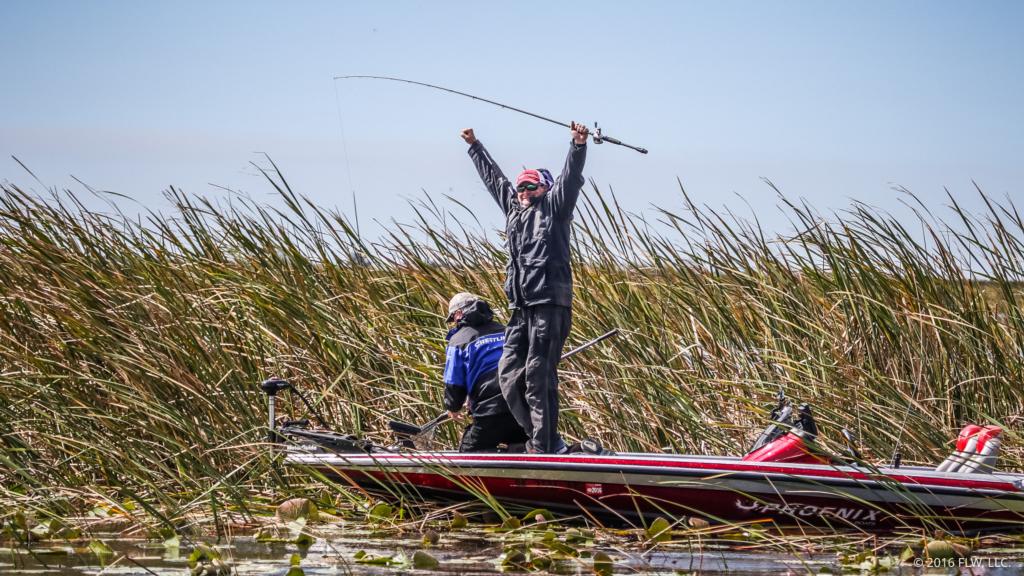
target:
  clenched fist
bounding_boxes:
[461,128,477,145]
[570,121,589,145]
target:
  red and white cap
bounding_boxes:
[516,169,541,187]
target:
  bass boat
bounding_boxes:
[263,379,1024,533]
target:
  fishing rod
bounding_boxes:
[333,75,649,155]
[392,328,622,435]
[560,328,620,361]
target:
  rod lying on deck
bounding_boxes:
[387,328,621,435]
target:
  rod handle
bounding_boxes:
[597,134,648,154]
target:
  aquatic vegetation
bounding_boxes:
[0,504,1022,574]
[1,170,1023,536]
[645,516,672,543]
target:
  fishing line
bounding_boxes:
[890,317,928,468]
[333,81,361,238]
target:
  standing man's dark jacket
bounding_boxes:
[467,140,587,308]
[467,138,587,453]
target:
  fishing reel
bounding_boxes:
[587,122,648,153]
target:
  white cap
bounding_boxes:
[446,292,480,322]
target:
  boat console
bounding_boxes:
[742,390,829,465]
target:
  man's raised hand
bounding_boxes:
[461,128,477,145]
[570,121,590,145]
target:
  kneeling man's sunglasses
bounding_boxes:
[517,183,539,192]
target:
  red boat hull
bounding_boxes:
[288,450,1024,533]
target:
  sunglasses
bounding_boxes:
[517,183,539,193]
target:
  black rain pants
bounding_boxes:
[498,304,571,453]
[458,413,529,452]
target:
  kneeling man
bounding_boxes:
[443,292,528,452]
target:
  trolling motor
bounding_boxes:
[260,378,328,431]
[258,378,370,452]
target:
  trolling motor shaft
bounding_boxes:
[260,377,332,445]
[261,378,291,442]
[334,75,649,154]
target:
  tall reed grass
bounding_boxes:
[2,169,1022,523]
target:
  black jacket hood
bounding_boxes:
[458,299,495,327]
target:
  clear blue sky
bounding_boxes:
[2,1,1021,237]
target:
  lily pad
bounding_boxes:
[255,525,289,543]
[13,511,28,531]
[593,550,614,576]
[277,498,319,523]
[899,546,916,563]
[645,517,671,543]
[532,554,552,570]
[422,529,440,546]
[412,550,439,569]
[354,550,405,566]
[450,511,468,529]
[499,517,521,531]
[499,547,529,570]
[542,539,578,558]
[925,539,970,559]
[367,502,394,522]
[566,527,594,544]
[283,553,305,576]
[187,543,218,568]
[88,539,114,565]
[521,508,555,524]
[30,520,60,539]
[89,506,109,518]
[187,542,231,575]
